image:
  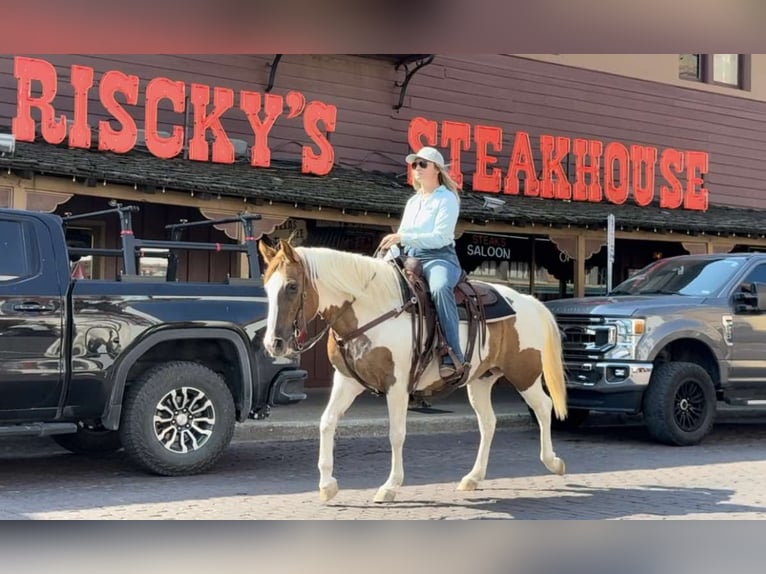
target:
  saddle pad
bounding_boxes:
[457,283,515,322]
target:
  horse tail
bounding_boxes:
[533,297,568,421]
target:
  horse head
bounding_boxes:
[258,238,319,357]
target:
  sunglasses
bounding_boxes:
[411,159,430,169]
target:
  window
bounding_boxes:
[0,220,31,281]
[743,264,766,287]
[679,54,750,90]
[679,54,701,80]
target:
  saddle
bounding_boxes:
[394,256,503,401]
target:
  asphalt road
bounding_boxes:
[2,416,766,520]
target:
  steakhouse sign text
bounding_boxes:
[409,117,710,211]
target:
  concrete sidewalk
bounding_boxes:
[233,384,766,444]
[234,384,533,443]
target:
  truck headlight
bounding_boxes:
[604,318,645,359]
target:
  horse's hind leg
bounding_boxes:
[373,381,410,503]
[520,377,566,475]
[458,372,502,491]
[318,372,363,502]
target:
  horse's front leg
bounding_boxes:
[318,372,363,502]
[458,372,501,491]
[373,381,410,503]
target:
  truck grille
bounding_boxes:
[555,315,615,360]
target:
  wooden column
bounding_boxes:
[574,235,586,297]
[549,233,604,298]
[528,236,536,295]
[12,186,26,209]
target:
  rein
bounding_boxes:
[285,257,415,396]
[292,268,413,354]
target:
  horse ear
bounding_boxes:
[280,239,299,262]
[258,240,277,263]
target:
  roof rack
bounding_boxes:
[63,203,264,283]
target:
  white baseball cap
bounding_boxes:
[405,146,446,169]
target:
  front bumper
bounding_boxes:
[564,361,653,414]
[268,368,308,406]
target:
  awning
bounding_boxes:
[2,140,765,239]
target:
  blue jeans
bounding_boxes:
[422,258,464,364]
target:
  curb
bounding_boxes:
[230,404,766,444]
[232,411,533,443]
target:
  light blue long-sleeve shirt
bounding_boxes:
[398,186,459,250]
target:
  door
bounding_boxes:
[0,215,65,421]
[728,262,766,400]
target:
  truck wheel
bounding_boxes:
[52,427,122,456]
[120,361,235,476]
[643,362,716,446]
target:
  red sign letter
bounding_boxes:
[473,125,502,193]
[505,131,538,196]
[659,148,684,209]
[539,135,571,200]
[189,84,235,163]
[12,56,67,144]
[144,77,186,159]
[302,101,337,176]
[684,151,709,211]
[69,65,94,149]
[604,142,630,205]
[407,117,438,186]
[240,91,284,168]
[573,139,603,202]
[98,71,139,153]
[441,121,470,188]
[631,145,658,206]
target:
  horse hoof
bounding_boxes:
[319,479,339,502]
[373,488,397,503]
[457,477,479,491]
[553,458,566,476]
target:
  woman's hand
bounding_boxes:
[379,233,402,250]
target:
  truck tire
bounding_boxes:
[120,361,236,476]
[52,427,122,456]
[643,362,716,446]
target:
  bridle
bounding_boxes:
[282,256,413,355]
[285,258,359,354]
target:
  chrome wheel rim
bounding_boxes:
[153,386,216,453]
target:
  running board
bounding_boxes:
[0,422,78,437]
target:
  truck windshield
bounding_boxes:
[610,257,745,296]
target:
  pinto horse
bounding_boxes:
[258,239,568,503]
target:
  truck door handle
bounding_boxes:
[13,302,56,312]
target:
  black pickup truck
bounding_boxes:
[0,204,307,475]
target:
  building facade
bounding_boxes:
[2,54,765,387]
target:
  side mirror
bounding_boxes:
[734,281,766,313]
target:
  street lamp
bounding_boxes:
[482,196,505,212]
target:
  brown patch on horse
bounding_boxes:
[487,316,542,391]
[325,304,397,394]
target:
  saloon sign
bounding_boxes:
[10,56,337,175]
[408,117,710,211]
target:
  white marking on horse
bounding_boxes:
[263,271,285,355]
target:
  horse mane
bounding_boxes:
[295,246,403,305]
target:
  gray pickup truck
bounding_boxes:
[545,253,766,446]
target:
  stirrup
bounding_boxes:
[439,362,460,379]
[439,360,469,381]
